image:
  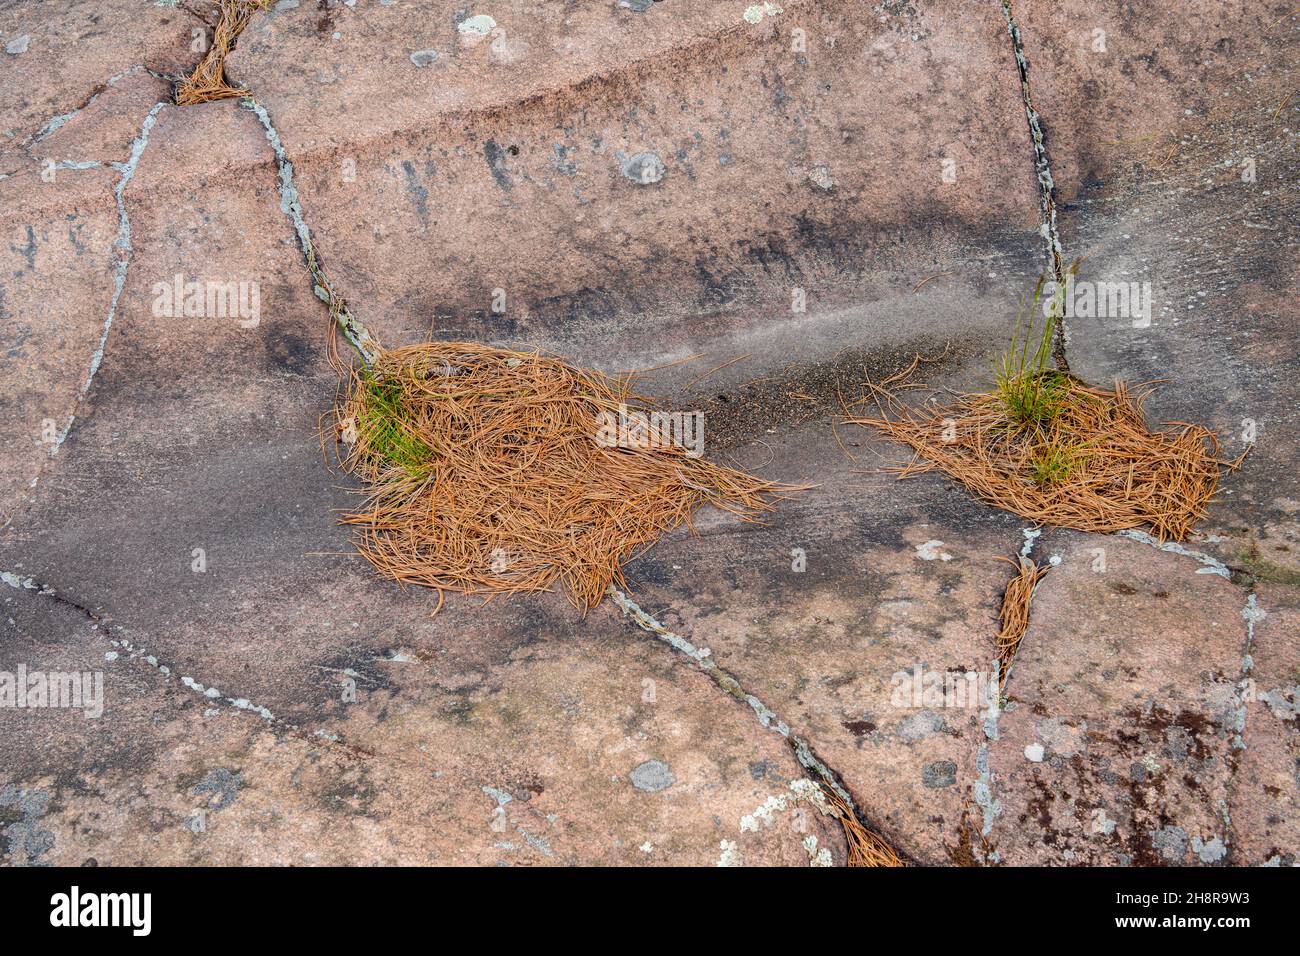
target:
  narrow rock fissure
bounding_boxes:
[609,587,908,865]
[1,572,281,725]
[2,99,169,533]
[999,0,1069,370]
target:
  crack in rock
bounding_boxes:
[51,101,166,460]
[1229,594,1267,750]
[2,567,279,724]
[607,584,894,856]
[1117,529,1232,579]
[30,66,146,147]
[1000,0,1068,368]
[241,97,380,364]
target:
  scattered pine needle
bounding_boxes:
[331,342,796,613]
[175,0,267,106]
[821,785,904,867]
[911,271,953,294]
[1272,90,1295,122]
[995,555,1050,690]
[684,352,753,391]
[849,370,1243,542]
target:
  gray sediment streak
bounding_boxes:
[51,101,166,460]
[608,585,899,856]
[1000,0,1068,367]
[241,97,379,365]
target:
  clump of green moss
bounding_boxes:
[1235,544,1300,587]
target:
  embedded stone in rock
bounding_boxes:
[629,760,674,793]
[808,165,834,191]
[620,152,665,185]
[409,50,439,67]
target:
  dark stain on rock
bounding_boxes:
[401,159,430,227]
[691,336,959,453]
[316,764,378,817]
[265,325,313,376]
[483,139,514,191]
[15,224,37,272]
[922,759,957,789]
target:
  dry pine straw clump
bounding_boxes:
[995,556,1051,691]
[175,0,266,106]
[848,364,1241,542]
[820,785,904,867]
[330,343,793,613]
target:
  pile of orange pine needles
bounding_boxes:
[821,785,904,867]
[175,0,267,106]
[995,556,1050,690]
[330,342,792,613]
[848,358,1242,542]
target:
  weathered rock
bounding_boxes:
[617,408,1027,865]
[0,0,1294,868]
[986,531,1256,865]
[225,0,1041,349]
[0,1,192,143]
[0,69,172,524]
[1014,0,1296,203]
[1014,0,1300,573]
[1228,584,1300,865]
[2,511,845,866]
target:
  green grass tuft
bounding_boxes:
[1029,438,1087,487]
[358,372,434,475]
[998,369,1069,427]
[995,266,1077,429]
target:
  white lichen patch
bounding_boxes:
[808,165,834,190]
[743,2,782,24]
[787,776,832,813]
[740,793,788,832]
[716,839,742,867]
[735,778,839,865]
[458,14,497,40]
[915,539,953,562]
[803,835,833,867]
[1,571,38,590]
